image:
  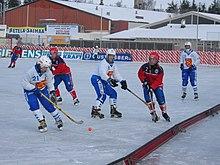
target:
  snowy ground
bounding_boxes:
[0,58,220,165]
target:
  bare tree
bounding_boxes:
[143,0,156,10]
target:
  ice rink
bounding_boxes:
[139,115,220,165]
[0,58,220,165]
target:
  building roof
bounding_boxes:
[140,11,220,29]
[103,24,220,41]
[50,0,172,23]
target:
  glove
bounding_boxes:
[50,90,57,104]
[120,80,127,90]
[180,63,184,70]
[33,88,41,97]
[189,64,196,70]
[142,80,150,90]
[107,78,118,87]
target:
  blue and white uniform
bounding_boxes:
[180,49,200,92]
[91,58,124,108]
[22,65,61,122]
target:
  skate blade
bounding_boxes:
[39,128,48,133]
[110,114,122,118]
[57,101,62,105]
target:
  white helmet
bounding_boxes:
[185,41,191,48]
[95,45,99,49]
[106,48,116,56]
[37,56,51,68]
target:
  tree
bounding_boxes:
[190,0,197,11]
[208,0,220,14]
[166,0,178,13]
[24,0,34,4]
[198,3,206,12]
[115,1,122,7]
[8,0,20,8]
[179,0,190,13]
[143,0,156,10]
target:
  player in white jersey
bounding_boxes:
[180,42,200,100]
[90,48,128,119]
[22,56,63,132]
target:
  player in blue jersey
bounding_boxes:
[90,48,127,119]
[180,42,200,100]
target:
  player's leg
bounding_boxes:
[181,69,189,99]
[143,86,159,122]
[24,90,47,132]
[63,73,79,106]
[105,84,122,118]
[39,88,63,130]
[11,55,18,68]
[189,69,198,100]
[90,75,106,118]
[54,75,63,103]
[154,87,170,122]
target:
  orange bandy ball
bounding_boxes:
[87,127,93,132]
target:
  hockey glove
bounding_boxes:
[180,63,184,70]
[120,80,127,90]
[107,78,118,87]
[50,90,57,104]
[33,88,41,97]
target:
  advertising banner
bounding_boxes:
[8,27,45,35]
[47,36,70,45]
[21,49,83,60]
[82,52,132,62]
[46,25,78,36]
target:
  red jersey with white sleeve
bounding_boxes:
[138,63,164,90]
[50,56,71,75]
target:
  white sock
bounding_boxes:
[33,110,44,121]
[50,110,61,122]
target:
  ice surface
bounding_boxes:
[0,58,220,165]
[139,115,220,165]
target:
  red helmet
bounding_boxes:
[50,47,58,54]
[149,51,159,61]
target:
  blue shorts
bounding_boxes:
[54,73,74,92]
[91,75,117,104]
[143,86,166,105]
[24,87,55,113]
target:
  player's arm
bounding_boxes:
[179,52,184,70]
[98,61,110,81]
[45,69,55,91]
[193,52,200,66]
[113,65,123,82]
[138,64,146,83]
[21,72,35,91]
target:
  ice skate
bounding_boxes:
[91,106,104,119]
[73,98,80,106]
[57,97,63,104]
[55,119,63,130]
[181,92,187,99]
[194,93,199,101]
[38,119,47,133]
[110,105,122,118]
[150,111,159,122]
[162,112,170,122]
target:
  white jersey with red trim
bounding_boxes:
[94,59,123,82]
[22,66,54,91]
[180,50,200,69]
